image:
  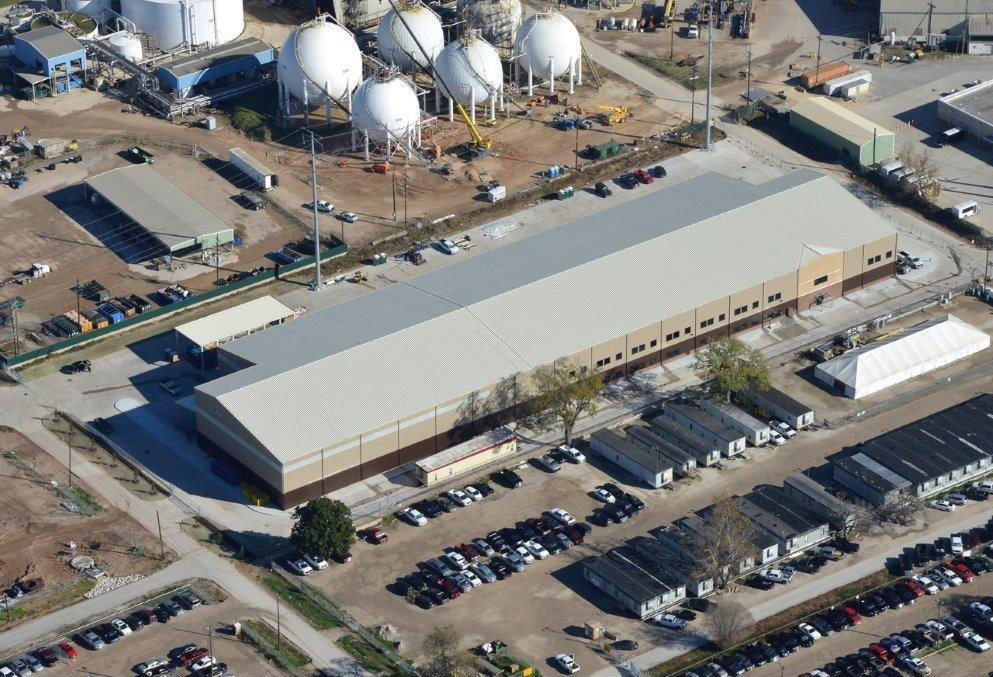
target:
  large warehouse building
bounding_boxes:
[938,80,993,146]
[878,0,993,51]
[789,97,894,168]
[194,169,898,507]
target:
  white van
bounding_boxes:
[877,161,904,178]
[938,127,963,146]
[949,200,981,219]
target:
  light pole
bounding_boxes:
[689,68,700,125]
[307,130,323,291]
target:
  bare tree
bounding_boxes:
[897,142,941,202]
[705,601,753,649]
[832,499,877,541]
[689,495,758,590]
[422,626,477,677]
[525,359,604,445]
[877,494,927,526]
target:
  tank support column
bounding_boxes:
[549,57,555,93]
[527,66,533,96]
[302,86,309,126]
[325,81,333,125]
[577,55,583,86]
[568,61,574,94]
[363,131,370,161]
[448,97,454,122]
[470,88,476,124]
[489,95,496,121]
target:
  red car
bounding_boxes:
[951,560,976,582]
[903,579,925,597]
[633,168,654,184]
[439,578,461,599]
[842,606,863,625]
[333,551,352,563]
[136,608,157,624]
[562,525,585,545]
[867,643,893,664]
[968,529,984,548]
[457,543,481,561]
[57,642,77,660]
[181,648,210,666]
[367,528,388,544]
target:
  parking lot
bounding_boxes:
[301,367,993,673]
[6,586,285,677]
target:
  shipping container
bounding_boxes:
[52,315,79,337]
[96,303,125,324]
[64,309,92,332]
[128,294,151,313]
[114,297,137,317]
[487,185,506,202]
[82,309,109,329]
[800,61,850,89]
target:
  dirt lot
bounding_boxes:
[0,136,311,340]
[304,349,993,673]
[0,426,165,630]
[767,293,993,425]
[26,587,289,677]
[747,568,993,676]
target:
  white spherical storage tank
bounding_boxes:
[514,11,582,94]
[351,69,422,160]
[434,31,502,121]
[108,32,144,61]
[377,0,444,73]
[121,0,244,50]
[278,17,362,114]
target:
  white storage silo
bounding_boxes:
[514,11,582,94]
[120,0,244,50]
[377,0,444,73]
[434,31,503,123]
[457,0,522,60]
[278,16,363,123]
[351,68,423,161]
[108,32,144,62]
[67,0,111,18]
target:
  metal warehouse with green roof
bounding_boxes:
[789,96,894,167]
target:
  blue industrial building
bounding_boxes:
[13,26,87,99]
[157,37,274,99]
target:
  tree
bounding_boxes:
[832,499,877,541]
[290,498,355,560]
[705,600,753,649]
[525,359,604,445]
[693,337,769,404]
[897,142,941,202]
[422,626,477,677]
[877,494,926,526]
[690,495,757,590]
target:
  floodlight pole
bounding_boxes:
[704,0,714,150]
[308,131,322,290]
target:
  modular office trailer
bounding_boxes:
[698,398,770,446]
[664,403,746,457]
[646,414,721,466]
[745,386,815,429]
[624,425,698,476]
[589,429,674,488]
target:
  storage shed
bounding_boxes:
[413,428,516,486]
[646,414,721,467]
[589,429,674,488]
[663,403,746,457]
[815,314,990,399]
[697,398,770,446]
[789,97,893,167]
[744,385,814,430]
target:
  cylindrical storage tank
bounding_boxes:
[351,70,421,142]
[514,12,581,79]
[377,0,444,73]
[108,32,144,62]
[120,0,244,50]
[66,0,111,17]
[278,17,362,107]
[30,11,98,37]
[435,32,502,107]
[457,0,522,60]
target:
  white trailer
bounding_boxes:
[698,399,770,446]
[229,147,278,192]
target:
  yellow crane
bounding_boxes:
[595,105,630,125]
[455,101,492,158]
[663,0,676,23]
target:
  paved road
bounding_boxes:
[0,397,358,671]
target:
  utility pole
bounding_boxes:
[276,596,282,650]
[704,0,714,150]
[75,277,80,319]
[208,624,214,659]
[156,510,164,559]
[214,244,220,284]
[963,0,970,54]
[669,23,674,60]
[307,131,321,290]
[690,66,699,124]
[574,123,580,170]
[815,34,822,86]
[926,1,934,48]
[67,441,72,488]
[745,44,752,100]
[391,170,397,221]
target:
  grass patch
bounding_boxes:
[67,485,103,513]
[648,568,898,676]
[262,575,341,630]
[336,635,402,673]
[0,578,96,631]
[219,83,282,141]
[490,654,542,677]
[242,618,311,671]
[624,52,743,90]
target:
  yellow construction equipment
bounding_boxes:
[595,105,630,125]
[663,0,675,23]
[455,101,492,158]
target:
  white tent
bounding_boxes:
[815,314,990,399]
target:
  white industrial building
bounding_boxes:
[938,80,993,147]
[815,314,990,399]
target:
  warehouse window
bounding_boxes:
[616,352,622,360]
[650,339,658,347]
[718,313,725,321]
[886,250,893,258]
[685,327,692,335]
[768,292,782,303]
[814,274,828,286]
[700,318,714,329]
[733,304,748,316]
[867,254,881,265]
[752,301,759,309]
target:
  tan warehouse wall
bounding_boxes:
[206,242,898,507]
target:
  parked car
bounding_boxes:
[464,485,484,502]
[654,613,687,629]
[305,200,333,212]
[524,540,550,560]
[931,499,956,512]
[554,654,580,674]
[494,468,523,488]
[398,507,427,526]
[769,420,796,438]
[557,444,586,462]
[536,453,561,472]
[287,558,313,576]
[594,181,612,198]
[947,493,968,506]
[338,211,358,223]
[549,508,576,526]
